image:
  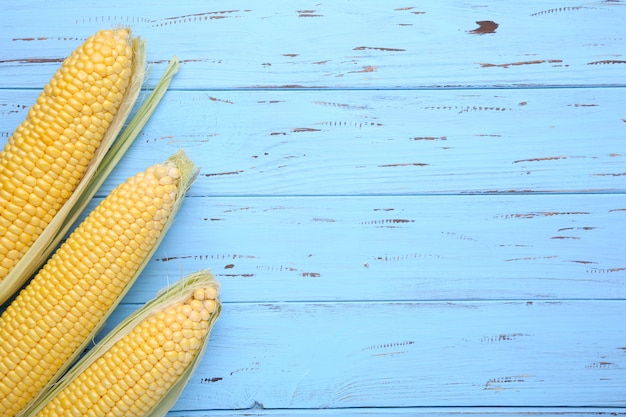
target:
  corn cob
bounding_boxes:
[0,151,198,416]
[0,28,148,305]
[21,270,221,417]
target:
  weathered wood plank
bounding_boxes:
[164,409,626,417]
[166,410,626,417]
[99,300,626,411]
[2,2,625,416]
[75,194,626,304]
[1,1,625,89]
[1,88,624,196]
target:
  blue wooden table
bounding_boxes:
[2,1,626,415]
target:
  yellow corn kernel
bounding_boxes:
[0,154,193,417]
[0,29,134,282]
[30,271,220,417]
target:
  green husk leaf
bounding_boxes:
[0,37,180,306]
[20,270,221,417]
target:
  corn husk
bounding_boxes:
[20,270,221,417]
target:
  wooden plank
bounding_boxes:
[73,193,626,304]
[1,1,625,89]
[1,88,624,196]
[165,410,626,417]
[98,300,626,411]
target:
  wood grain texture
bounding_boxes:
[0,1,625,89]
[1,0,625,416]
[94,194,625,304]
[163,411,626,417]
[1,88,625,196]
[101,300,626,410]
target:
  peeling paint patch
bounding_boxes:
[291,127,321,133]
[200,377,223,383]
[587,267,626,274]
[150,58,223,65]
[371,253,442,263]
[152,10,250,26]
[362,219,415,226]
[204,170,244,177]
[218,273,255,278]
[498,211,590,219]
[592,172,626,176]
[12,37,50,41]
[586,361,617,369]
[76,16,152,25]
[411,136,447,141]
[468,20,499,35]
[349,65,378,73]
[513,156,566,164]
[442,231,477,242]
[0,57,64,64]
[378,162,429,168]
[587,60,626,65]
[364,340,415,350]
[209,96,234,104]
[484,375,533,391]
[394,6,426,14]
[531,6,589,16]
[313,101,369,110]
[371,351,407,357]
[314,121,382,128]
[505,256,558,262]
[353,46,406,52]
[156,253,255,262]
[558,226,596,232]
[480,59,563,68]
[423,104,510,113]
[297,9,323,17]
[481,333,530,343]
[0,103,28,116]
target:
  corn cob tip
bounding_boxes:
[167,150,199,192]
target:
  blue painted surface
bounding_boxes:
[1,1,626,416]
